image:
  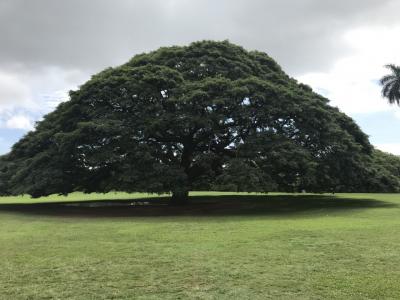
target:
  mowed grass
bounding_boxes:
[1,192,400,299]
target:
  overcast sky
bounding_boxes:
[0,0,399,154]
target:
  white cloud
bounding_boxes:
[0,71,34,112]
[19,66,86,113]
[297,25,400,115]
[375,143,400,156]
[0,66,86,134]
[393,111,400,120]
[5,115,34,130]
[0,66,85,113]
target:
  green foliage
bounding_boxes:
[0,40,392,198]
[364,149,400,192]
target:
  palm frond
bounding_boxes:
[382,81,394,98]
[385,64,400,77]
[381,64,400,106]
[380,75,395,85]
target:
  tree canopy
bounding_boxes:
[0,41,397,202]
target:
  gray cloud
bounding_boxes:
[2,0,400,155]
[1,0,399,75]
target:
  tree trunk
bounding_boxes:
[170,188,189,205]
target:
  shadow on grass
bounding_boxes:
[0,194,396,218]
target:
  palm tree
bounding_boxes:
[380,64,400,105]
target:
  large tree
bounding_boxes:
[0,41,380,203]
[380,64,400,105]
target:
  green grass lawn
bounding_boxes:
[1,192,400,299]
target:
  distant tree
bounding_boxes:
[0,155,10,194]
[364,149,400,192]
[380,64,400,105]
[0,41,378,203]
